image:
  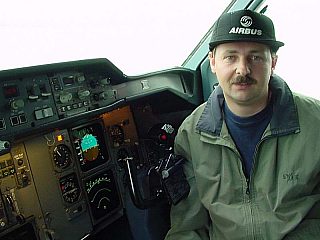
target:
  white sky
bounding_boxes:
[0,0,228,74]
[0,0,319,99]
[267,0,320,99]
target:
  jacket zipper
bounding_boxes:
[245,135,272,195]
[246,178,250,195]
[245,135,273,240]
[226,144,251,195]
[227,146,252,197]
[225,140,261,239]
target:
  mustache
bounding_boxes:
[231,75,257,84]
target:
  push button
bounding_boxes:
[10,116,19,126]
[19,114,27,124]
[35,108,54,120]
[0,119,6,130]
[43,108,53,118]
[34,109,44,120]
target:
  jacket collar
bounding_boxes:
[196,75,300,136]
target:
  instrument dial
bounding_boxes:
[109,124,125,147]
[59,173,81,204]
[53,144,72,169]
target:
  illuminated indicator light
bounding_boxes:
[57,135,64,142]
[160,134,167,141]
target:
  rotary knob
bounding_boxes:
[59,92,73,103]
[78,89,90,100]
[10,99,25,110]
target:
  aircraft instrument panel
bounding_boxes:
[0,58,199,239]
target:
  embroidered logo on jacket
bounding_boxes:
[283,172,299,183]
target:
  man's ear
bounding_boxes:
[208,51,216,73]
[271,54,278,74]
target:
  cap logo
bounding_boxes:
[240,16,252,27]
[228,14,262,36]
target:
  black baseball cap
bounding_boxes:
[209,9,284,52]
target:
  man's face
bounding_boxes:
[209,42,277,110]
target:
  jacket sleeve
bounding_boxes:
[164,124,210,240]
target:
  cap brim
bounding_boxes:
[209,39,284,51]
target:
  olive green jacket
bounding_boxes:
[165,76,320,240]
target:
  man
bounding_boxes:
[165,9,320,239]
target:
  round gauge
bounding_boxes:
[109,124,124,147]
[53,144,72,169]
[59,173,81,204]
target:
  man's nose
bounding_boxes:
[235,59,251,76]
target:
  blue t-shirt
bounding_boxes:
[223,102,272,177]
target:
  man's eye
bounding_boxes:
[250,55,263,61]
[224,56,235,61]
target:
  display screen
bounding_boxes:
[71,121,109,172]
[83,169,121,223]
[3,85,19,98]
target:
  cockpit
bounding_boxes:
[0,0,319,239]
